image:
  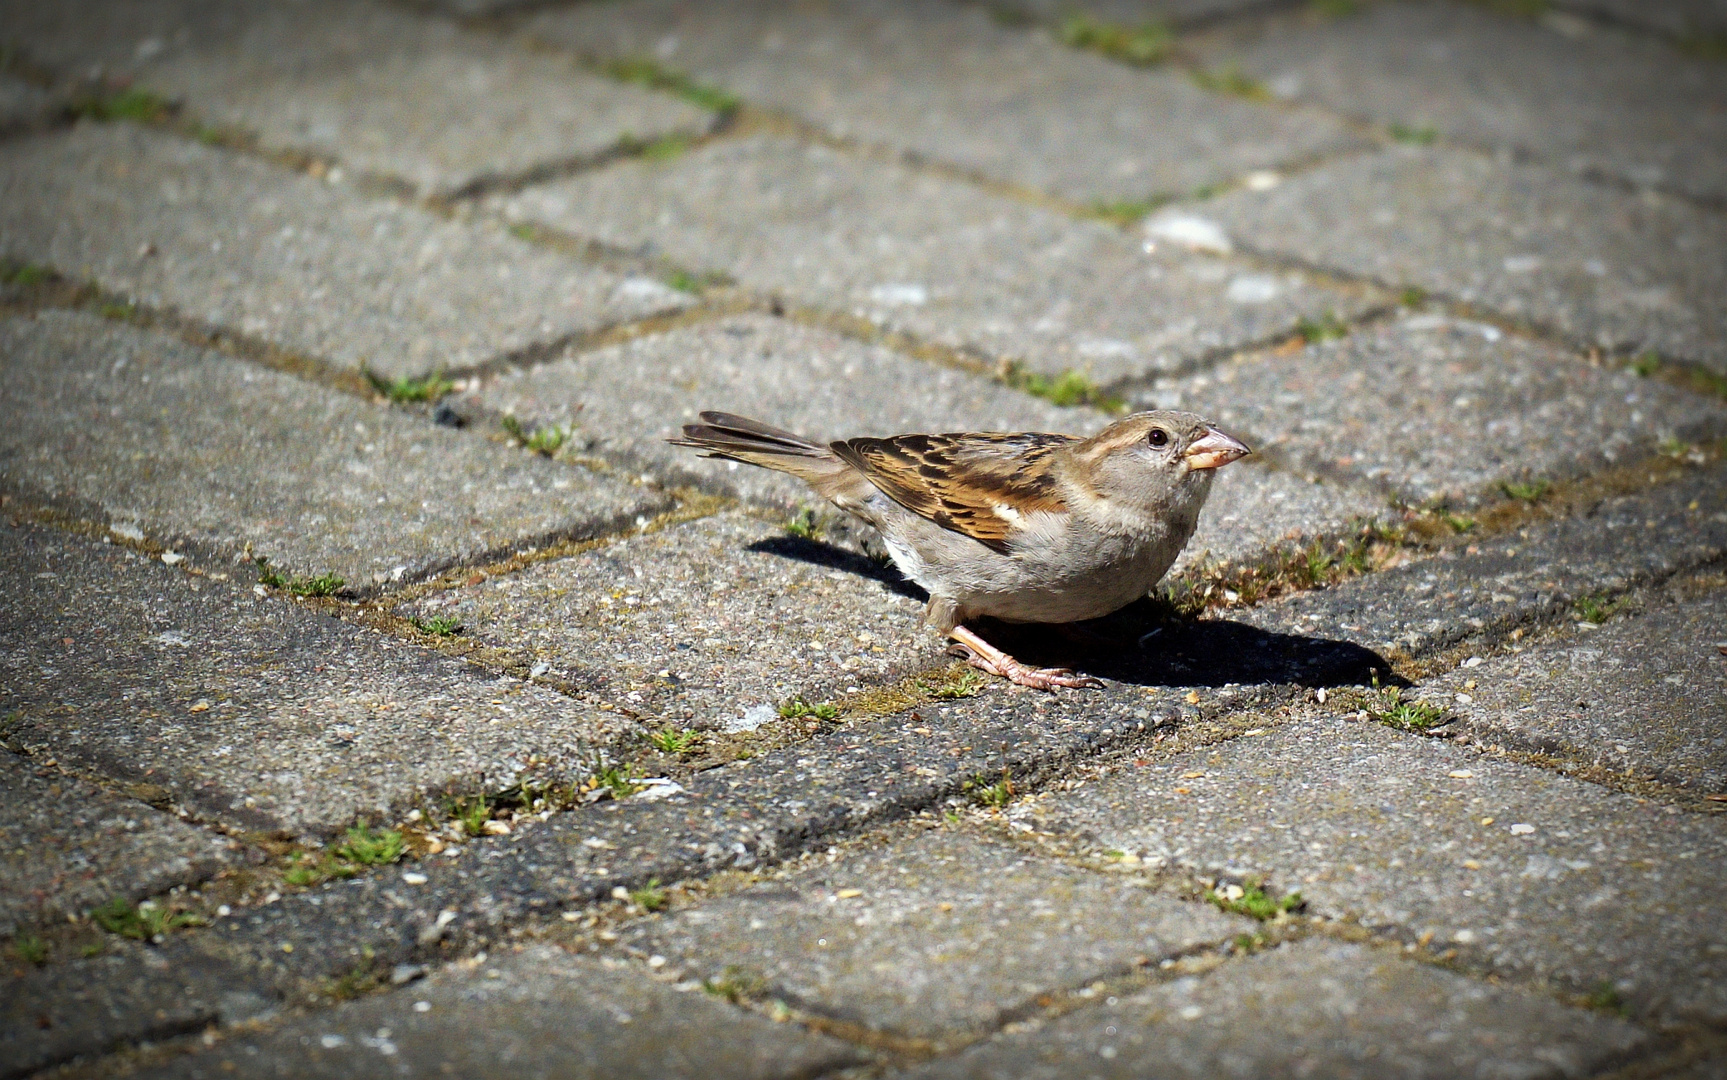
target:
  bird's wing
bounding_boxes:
[829,432,1075,554]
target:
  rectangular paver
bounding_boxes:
[0,123,688,379]
[0,310,668,588]
[1141,314,1727,505]
[1192,1,1727,201]
[135,945,860,1079]
[0,751,237,940]
[466,313,1380,572]
[1199,144,1727,374]
[1243,462,1727,661]
[620,825,1246,1042]
[910,938,1649,1080]
[499,133,1374,385]
[1431,590,1727,794]
[1,0,711,198]
[1022,717,1727,1022]
[0,517,632,838]
[528,0,1366,205]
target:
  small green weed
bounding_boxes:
[4,263,49,287]
[1371,687,1445,732]
[784,506,820,540]
[1585,980,1630,1016]
[589,763,644,800]
[1090,199,1163,226]
[99,301,137,320]
[1190,66,1271,100]
[1310,0,1360,16]
[73,87,172,123]
[1388,122,1438,145]
[1629,350,1660,377]
[1500,478,1551,503]
[1001,362,1125,412]
[453,795,492,837]
[501,415,570,456]
[702,964,768,1002]
[648,727,698,754]
[965,768,1014,809]
[365,369,453,404]
[508,222,539,242]
[629,879,668,912]
[778,696,839,722]
[335,824,404,867]
[1205,882,1303,921]
[325,960,384,1001]
[1573,593,1621,625]
[639,133,690,162]
[1058,14,1174,65]
[288,573,344,598]
[411,614,462,636]
[918,667,986,699]
[13,934,48,965]
[91,896,199,940]
[604,57,739,113]
[1399,286,1427,307]
[255,558,288,588]
[1295,311,1349,344]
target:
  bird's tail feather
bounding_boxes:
[669,411,850,486]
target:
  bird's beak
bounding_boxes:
[1184,427,1252,470]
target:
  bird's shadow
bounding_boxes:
[751,537,1398,690]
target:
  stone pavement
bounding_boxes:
[0,0,1724,1076]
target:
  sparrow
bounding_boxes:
[670,410,1250,690]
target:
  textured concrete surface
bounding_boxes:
[499,134,1373,384]
[0,75,52,135]
[1141,314,1727,504]
[1202,145,1727,374]
[619,824,1248,1040]
[1193,1,1727,202]
[1431,590,1727,794]
[0,311,668,587]
[911,938,1649,1080]
[1024,718,1727,1022]
[393,512,934,731]
[0,517,633,838]
[528,0,1365,205]
[1553,0,1727,36]
[0,124,687,379]
[0,751,236,940]
[2,0,711,198]
[138,945,859,1079]
[1244,462,1727,661]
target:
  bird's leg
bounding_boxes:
[947,625,1104,691]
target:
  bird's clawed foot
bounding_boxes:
[947,626,1104,691]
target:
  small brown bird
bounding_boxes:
[671,410,1250,690]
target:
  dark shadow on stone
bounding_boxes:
[746,536,929,603]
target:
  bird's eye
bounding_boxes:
[1147,428,1169,448]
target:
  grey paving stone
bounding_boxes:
[501,134,1372,385]
[394,511,933,731]
[0,751,238,940]
[619,825,1248,1041]
[0,123,686,380]
[1140,314,1727,505]
[0,74,53,134]
[1003,0,1288,26]
[527,0,1366,205]
[139,945,860,1080]
[1021,717,1727,1022]
[1201,144,1727,374]
[1192,1,1727,202]
[1555,0,1727,36]
[465,313,1378,570]
[0,517,633,838]
[1,947,275,1080]
[1243,462,1727,661]
[910,937,1649,1080]
[0,310,668,588]
[1430,590,1727,795]
[1,0,710,198]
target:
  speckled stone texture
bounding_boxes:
[618,824,1248,1040]
[1553,0,1727,36]
[0,752,236,939]
[1139,315,1727,504]
[0,75,52,135]
[1200,145,1727,374]
[1191,1,1727,201]
[0,311,668,587]
[1242,463,1727,661]
[0,124,688,379]
[1023,718,1727,1022]
[526,0,1365,205]
[0,0,711,198]
[132,945,860,1080]
[910,938,1648,1080]
[394,512,935,731]
[498,134,1373,384]
[0,518,633,838]
[1430,590,1727,794]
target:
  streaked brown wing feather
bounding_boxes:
[830,432,1074,553]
